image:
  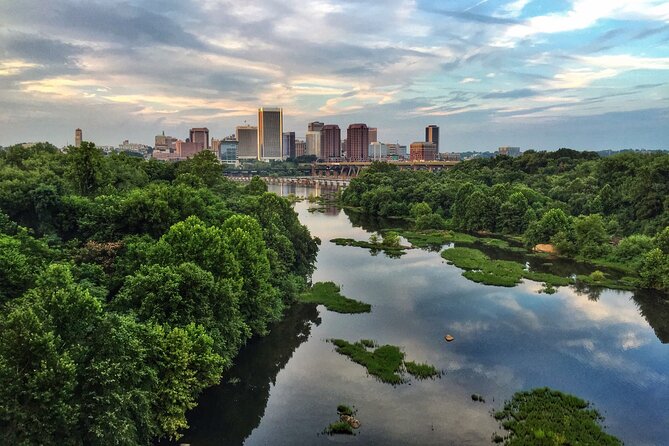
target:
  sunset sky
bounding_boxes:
[1,0,668,151]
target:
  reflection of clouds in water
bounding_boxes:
[618,330,652,350]
[497,296,541,330]
[556,287,647,328]
[448,320,491,336]
[558,339,667,388]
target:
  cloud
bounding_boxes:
[0,0,668,150]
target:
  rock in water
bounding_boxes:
[444,334,454,342]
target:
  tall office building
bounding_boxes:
[295,139,306,157]
[369,142,388,161]
[346,124,369,161]
[74,128,82,147]
[321,125,341,161]
[308,121,325,132]
[305,131,321,158]
[410,141,438,161]
[189,127,209,150]
[258,107,283,160]
[425,125,439,152]
[211,138,221,157]
[282,131,296,159]
[368,127,378,147]
[236,125,258,159]
[221,135,238,165]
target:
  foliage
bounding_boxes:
[493,387,622,445]
[0,142,319,442]
[404,361,440,379]
[340,151,669,290]
[331,339,406,384]
[298,282,371,313]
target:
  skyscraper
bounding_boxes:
[282,132,296,159]
[305,131,321,158]
[258,107,283,160]
[295,139,306,157]
[368,127,378,147]
[410,141,438,161]
[221,135,238,165]
[321,125,341,161]
[308,121,325,132]
[189,127,209,150]
[236,125,258,160]
[425,125,439,152]
[74,128,82,147]
[346,124,369,161]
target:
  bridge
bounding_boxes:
[227,176,350,187]
[311,160,459,177]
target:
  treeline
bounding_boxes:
[0,142,318,444]
[341,149,669,291]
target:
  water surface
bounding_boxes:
[177,183,669,446]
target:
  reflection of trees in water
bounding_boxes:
[572,280,603,302]
[161,304,321,446]
[632,290,669,344]
[344,208,410,233]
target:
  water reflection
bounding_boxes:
[169,304,320,446]
[173,184,669,446]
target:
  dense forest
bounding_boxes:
[0,142,318,444]
[342,149,669,291]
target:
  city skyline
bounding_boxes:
[1,1,668,150]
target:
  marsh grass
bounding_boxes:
[441,247,572,288]
[330,339,440,384]
[493,388,622,445]
[331,339,405,384]
[298,282,371,314]
[325,421,354,435]
[404,361,440,379]
[330,237,408,256]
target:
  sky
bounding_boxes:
[0,0,668,152]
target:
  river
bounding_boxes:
[173,183,669,446]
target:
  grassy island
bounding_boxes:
[330,339,440,384]
[298,282,371,314]
[493,388,622,445]
[441,247,571,288]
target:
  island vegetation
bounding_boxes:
[330,339,440,384]
[493,388,622,445]
[341,150,669,292]
[298,281,371,313]
[0,142,319,444]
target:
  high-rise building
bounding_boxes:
[369,142,387,161]
[387,143,407,158]
[282,132,296,159]
[236,125,258,159]
[295,139,306,158]
[425,125,439,152]
[189,127,209,150]
[321,125,341,161]
[258,107,283,160]
[211,138,221,157]
[74,128,82,147]
[305,131,321,158]
[346,124,369,161]
[176,140,202,158]
[410,141,438,161]
[368,127,378,147]
[221,135,238,165]
[308,121,325,132]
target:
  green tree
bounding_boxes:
[245,176,268,195]
[525,208,572,247]
[382,231,401,247]
[499,192,530,234]
[573,214,610,258]
[66,141,103,195]
[410,202,432,219]
[638,248,669,291]
[176,151,222,187]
